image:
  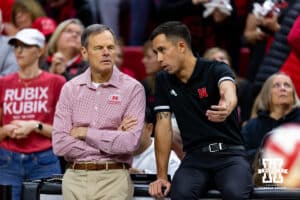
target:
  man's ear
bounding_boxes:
[81,46,88,60]
[178,41,186,53]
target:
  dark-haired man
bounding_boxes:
[148,21,253,200]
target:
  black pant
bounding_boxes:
[171,149,253,200]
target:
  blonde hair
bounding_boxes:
[143,40,152,55]
[11,0,45,27]
[203,47,232,67]
[251,72,300,118]
[47,18,84,56]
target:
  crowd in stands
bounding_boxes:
[1,0,300,199]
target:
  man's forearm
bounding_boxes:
[155,112,173,180]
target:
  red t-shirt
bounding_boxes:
[0,71,66,153]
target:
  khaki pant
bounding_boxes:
[62,168,133,200]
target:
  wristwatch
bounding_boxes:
[36,122,43,131]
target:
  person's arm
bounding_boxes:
[244,13,268,45]
[0,108,17,141]
[82,85,145,155]
[206,80,237,122]
[168,151,181,178]
[8,120,53,139]
[149,111,172,198]
[287,15,300,56]
[53,83,146,157]
[52,83,99,159]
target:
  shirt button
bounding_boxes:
[95,106,98,110]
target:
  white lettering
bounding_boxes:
[3,87,49,102]
[39,87,48,99]
[25,88,35,100]
[12,101,23,114]
[23,101,34,113]
[4,89,14,101]
[38,101,47,112]
[3,100,48,115]
[3,87,49,116]
[3,102,12,114]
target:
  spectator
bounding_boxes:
[280,14,300,98]
[242,73,300,164]
[97,0,126,38]
[141,40,162,114]
[113,39,137,79]
[130,107,180,178]
[31,16,57,43]
[43,18,87,80]
[52,24,146,200]
[6,0,45,36]
[0,9,18,76]
[251,0,300,98]
[37,0,94,27]
[0,28,65,200]
[129,0,155,46]
[203,47,253,123]
[156,0,242,73]
[243,0,285,82]
[148,21,252,200]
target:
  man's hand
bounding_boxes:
[71,127,87,140]
[118,117,137,131]
[148,178,171,198]
[206,92,231,122]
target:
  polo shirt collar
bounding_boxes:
[189,57,203,82]
[170,57,203,84]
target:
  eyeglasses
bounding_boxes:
[62,29,82,37]
[272,82,292,89]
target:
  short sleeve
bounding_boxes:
[154,72,171,113]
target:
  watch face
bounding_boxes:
[38,123,43,130]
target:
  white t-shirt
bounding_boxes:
[132,138,180,200]
[132,138,181,178]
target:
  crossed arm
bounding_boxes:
[0,108,53,142]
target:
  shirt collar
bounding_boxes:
[75,65,121,88]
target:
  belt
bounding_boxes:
[200,143,245,153]
[66,162,130,170]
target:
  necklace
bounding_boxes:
[18,70,42,87]
[18,78,34,87]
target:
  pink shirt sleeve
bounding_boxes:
[52,83,100,160]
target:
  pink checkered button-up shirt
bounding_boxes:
[52,67,145,164]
